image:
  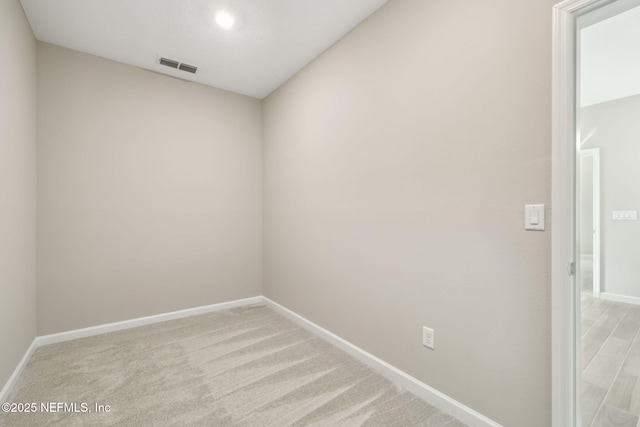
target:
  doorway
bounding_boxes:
[553,0,640,425]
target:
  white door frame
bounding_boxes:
[579,148,601,297]
[552,1,612,426]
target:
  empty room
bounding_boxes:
[1,0,599,426]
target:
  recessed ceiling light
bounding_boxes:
[215,12,235,29]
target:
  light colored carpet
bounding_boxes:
[1,305,466,426]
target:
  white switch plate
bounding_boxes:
[612,211,637,221]
[422,326,434,350]
[525,204,545,231]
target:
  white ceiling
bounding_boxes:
[580,2,640,107]
[20,0,388,99]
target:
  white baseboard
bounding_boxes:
[263,297,502,427]
[37,296,263,347]
[600,292,640,306]
[0,338,38,403]
[3,295,501,427]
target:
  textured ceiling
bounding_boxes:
[20,0,388,99]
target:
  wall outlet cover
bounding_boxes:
[423,326,434,350]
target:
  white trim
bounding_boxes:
[0,339,38,403]
[552,1,611,426]
[553,3,580,426]
[591,149,601,298]
[579,148,601,298]
[263,297,502,427]
[37,296,263,346]
[600,292,640,306]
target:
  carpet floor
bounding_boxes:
[1,305,466,426]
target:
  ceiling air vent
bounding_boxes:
[159,57,179,69]
[158,57,197,74]
[178,63,198,74]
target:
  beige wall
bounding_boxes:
[37,44,263,334]
[0,0,37,388]
[582,94,640,298]
[263,1,553,426]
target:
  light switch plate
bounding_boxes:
[612,211,637,221]
[525,204,545,231]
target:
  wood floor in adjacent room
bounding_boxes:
[581,294,640,427]
[0,305,465,427]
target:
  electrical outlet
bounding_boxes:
[422,326,434,349]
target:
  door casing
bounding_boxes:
[552,1,616,426]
